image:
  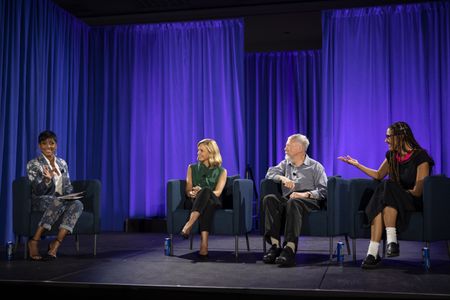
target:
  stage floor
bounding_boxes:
[1,232,449,299]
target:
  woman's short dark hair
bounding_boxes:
[38,130,57,143]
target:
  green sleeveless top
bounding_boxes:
[190,163,224,190]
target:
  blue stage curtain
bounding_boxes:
[321,2,450,179]
[0,0,244,241]
[89,20,245,222]
[0,0,90,243]
[245,51,322,187]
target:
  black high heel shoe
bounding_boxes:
[180,230,190,240]
[27,238,43,261]
[197,251,209,261]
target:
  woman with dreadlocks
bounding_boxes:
[338,121,434,269]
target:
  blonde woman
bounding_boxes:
[181,139,227,258]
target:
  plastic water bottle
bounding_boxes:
[336,241,344,265]
[422,247,430,271]
[164,237,172,256]
[6,241,14,261]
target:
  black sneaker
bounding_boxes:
[361,254,382,269]
[386,242,400,257]
[275,247,296,267]
[262,244,282,264]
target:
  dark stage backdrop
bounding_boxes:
[1,0,449,243]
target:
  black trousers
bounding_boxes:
[263,193,320,252]
[184,187,221,232]
[365,180,421,232]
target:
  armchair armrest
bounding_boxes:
[167,180,186,212]
[72,179,101,232]
[348,178,381,213]
[233,179,253,234]
[167,179,186,233]
[327,177,351,235]
[347,178,380,236]
[13,177,32,236]
[423,175,450,241]
[72,180,101,212]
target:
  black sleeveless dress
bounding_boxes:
[364,149,434,231]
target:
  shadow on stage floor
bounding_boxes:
[1,232,449,299]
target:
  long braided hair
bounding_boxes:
[387,122,422,183]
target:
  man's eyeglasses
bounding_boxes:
[385,134,394,139]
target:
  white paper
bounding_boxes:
[57,191,85,200]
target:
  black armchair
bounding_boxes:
[13,177,101,258]
[347,175,450,263]
[166,175,253,258]
[260,177,351,260]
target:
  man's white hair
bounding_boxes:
[289,134,309,152]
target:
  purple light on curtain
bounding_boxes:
[245,51,323,187]
[321,2,450,178]
[90,20,245,218]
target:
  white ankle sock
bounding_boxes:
[270,237,280,248]
[386,227,397,244]
[286,242,296,252]
[367,241,380,257]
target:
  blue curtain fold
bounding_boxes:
[321,2,450,179]
[245,51,322,187]
[0,0,90,243]
[89,20,245,221]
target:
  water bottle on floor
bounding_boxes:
[164,237,172,256]
[422,247,430,271]
[336,241,344,265]
[6,241,14,261]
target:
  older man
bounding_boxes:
[263,134,327,267]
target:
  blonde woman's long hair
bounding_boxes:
[198,138,222,167]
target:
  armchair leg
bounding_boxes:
[24,237,29,260]
[245,233,250,251]
[235,235,239,259]
[94,234,97,256]
[329,236,333,261]
[447,241,450,259]
[170,234,173,256]
[345,235,351,255]
[14,235,20,251]
[263,237,266,253]
[75,234,80,253]
[352,238,357,263]
[382,238,386,258]
[189,234,193,250]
